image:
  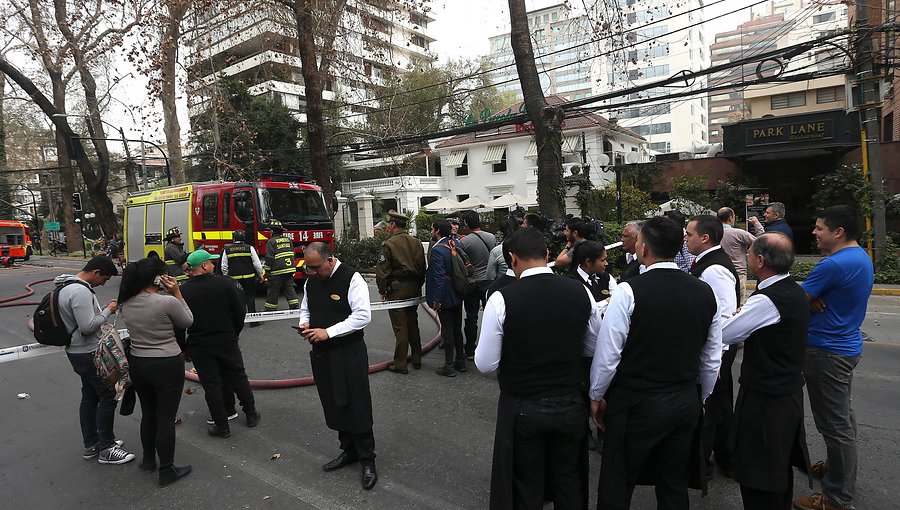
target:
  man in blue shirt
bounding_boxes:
[793,205,873,510]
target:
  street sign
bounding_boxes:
[45,222,60,231]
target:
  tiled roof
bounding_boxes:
[435,95,645,149]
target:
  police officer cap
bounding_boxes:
[387,210,407,223]
[165,226,182,240]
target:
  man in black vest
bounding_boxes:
[721,233,812,509]
[616,221,643,283]
[685,214,741,480]
[297,242,377,490]
[590,216,722,510]
[221,230,263,317]
[475,227,600,509]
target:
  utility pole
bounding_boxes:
[119,127,138,192]
[853,2,886,266]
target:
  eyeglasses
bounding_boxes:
[303,264,320,271]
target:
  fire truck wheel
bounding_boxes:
[24,246,32,261]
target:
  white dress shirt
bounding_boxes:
[298,259,372,339]
[475,266,604,373]
[576,266,618,300]
[721,273,790,345]
[220,244,263,278]
[588,261,723,402]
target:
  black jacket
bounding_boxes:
[179,273,246,344]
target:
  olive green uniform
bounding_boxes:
[376,230,426,370]
[264,234,299,310]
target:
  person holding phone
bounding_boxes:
[118,257,194,486]
[296,242,377,490]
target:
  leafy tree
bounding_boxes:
[668,174,712,214]
[576,182,656,222]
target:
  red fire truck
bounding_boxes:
[0,219,32,262]
[124,175,334,278]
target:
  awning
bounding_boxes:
[525,140,538,158]
[562,134,581,154]
[483,144,506,165]
[441,150,467,168]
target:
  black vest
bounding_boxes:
[615,268,717,394]
[741,277,810,395]
[224,242,255,279]
[619,258,641,283]
[498,273,590,399]
[689,247,741,306]
[306,263,364,345]
[568,270,612,301]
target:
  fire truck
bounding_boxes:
[0,219,32,262]
[123,175,334,278]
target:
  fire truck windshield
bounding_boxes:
[257,188,330,225]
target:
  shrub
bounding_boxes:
[334,231,391,271]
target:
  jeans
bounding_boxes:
[438,305,464,367]
[804,346,861,507]
[513,394,587,509]
[130,354,184,469]
[67,352,117,450]
[463,281,489,356]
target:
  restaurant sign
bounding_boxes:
[747,121,833,146]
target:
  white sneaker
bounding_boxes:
[98,445,135,465]
[82,439,124,459]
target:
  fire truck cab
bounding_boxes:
[124,175,334,278]
[0,220,32,262]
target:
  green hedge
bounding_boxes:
[334,231,391,271]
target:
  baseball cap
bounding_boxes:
[186,249,220,268]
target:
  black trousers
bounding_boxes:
[438,305,464,367]
[188,341,256,427]
[513,394,587,510]
[236,278,258,313]
[598,388,700,510]
[463,280,489,356]
[704,346,737,476]
[740,470,794,510]
[339,429,376,463]
[130,354,184,468]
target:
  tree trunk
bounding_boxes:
[160,0,188,184]
[508,0,564,221]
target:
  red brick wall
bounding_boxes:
[652,157,741,191]
[840,141,900,194]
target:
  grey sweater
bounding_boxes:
[56,274,112,355]
[120,292,194,357]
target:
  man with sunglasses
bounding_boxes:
[297,243,378,490]
[180,249,261,438]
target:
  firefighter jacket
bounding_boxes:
[265,234,296,276]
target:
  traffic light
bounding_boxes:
[73,192,83,212]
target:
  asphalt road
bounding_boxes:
[1,256,898,509]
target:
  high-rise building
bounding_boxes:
[185,1,435,123]
[485,4,597,102]
[708,0,848,143]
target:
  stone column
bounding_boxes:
[334,196,349,239]
[355,193,375,239]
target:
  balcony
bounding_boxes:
[342,176,443,195]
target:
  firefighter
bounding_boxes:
[222,230,264,323]
[263,220,299,310]
[164,226,189,282]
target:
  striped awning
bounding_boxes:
[482,144,506,165]
[525,140,538,158]
[562,134,581,154]
[441,150,468,168]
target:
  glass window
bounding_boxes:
[457,194,470,202]
[456,155,468,177]
[771,91,806,109]
[256,188,330,224]
[816,86,845,103]
[202,194,219,229]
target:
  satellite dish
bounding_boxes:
[625,152,640,164]
[597,154,610,167]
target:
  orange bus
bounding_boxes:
[0,220,32,261]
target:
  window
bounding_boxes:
[411,35,427,48]
[457,194,470,202]
[455,155,468,177]
[771,91,806,109]
[816,86,845,104]
[649,141,670,152]
[813,12,836,24]
[632,122,672,136]
[223,193,230,227]
[202,194,219,229]
[885,113,894,142]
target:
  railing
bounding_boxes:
[342,176,443,194]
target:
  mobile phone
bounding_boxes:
[290,325,304,331]
[153,276,163,287]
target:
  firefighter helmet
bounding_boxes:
[232,230,246,242]
[165,226,182,240]
[269,219,284,232]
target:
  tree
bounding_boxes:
[508,0,565,220]
[576,181,656,222]
[0,70,14,219]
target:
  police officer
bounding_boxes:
[264,219,299,311]
[222,230,264,320]
[376,211,426,374]
[164,227,188,282]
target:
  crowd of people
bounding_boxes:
[55,203,873,509]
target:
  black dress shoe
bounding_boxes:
[361,462,378,490]
[322,450,357,472]
[412,362,422,370]
[387,364,408,374]
[208,424,231,438]
[454,361,467,372]
[139,457,157,472]
[158,465,192,487]
[246,411,261,428]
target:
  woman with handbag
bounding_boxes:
[118,257,194,487]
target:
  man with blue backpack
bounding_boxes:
[56,256,135,465]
